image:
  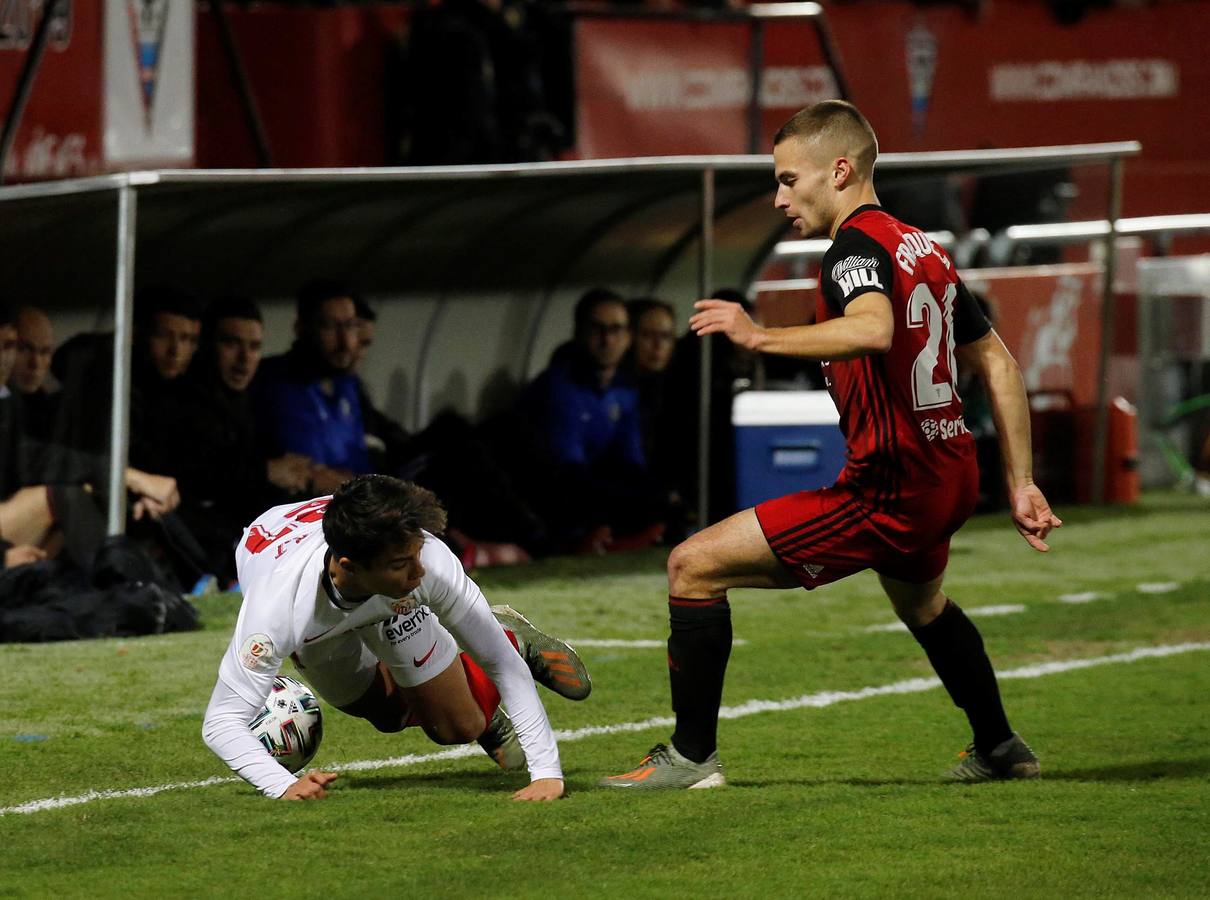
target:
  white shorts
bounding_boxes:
[291,605,460,707]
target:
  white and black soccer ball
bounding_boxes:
[249,676,323,774]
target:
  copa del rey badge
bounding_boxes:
[126,0,170,129]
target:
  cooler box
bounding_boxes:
[733,391,847,509]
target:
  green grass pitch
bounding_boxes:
[2,493,1209,898]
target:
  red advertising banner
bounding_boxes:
[0,1,102,180]
[963,264,1105,408]
[575,1,1210,216]
[0,1,194,181]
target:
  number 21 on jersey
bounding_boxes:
[906,282,959,411]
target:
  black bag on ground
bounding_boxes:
[0,537,199,643]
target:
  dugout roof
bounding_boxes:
[0,144,1139,305]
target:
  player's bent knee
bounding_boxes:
[667,540,713,594]
[338,698,409,733]
[422,710,486,745]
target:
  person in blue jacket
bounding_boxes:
[254,281,369,493]
[520,289,669,552]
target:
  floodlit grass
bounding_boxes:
[2,493,1208,897]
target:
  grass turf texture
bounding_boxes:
[2,492,1208,898]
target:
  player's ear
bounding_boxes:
[335,555,358,574]
[833,157,854,189]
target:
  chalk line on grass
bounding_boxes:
[4,641,1208,816]
[570,638,748,649]
[1136,582,1180,594]
[1059,591,1106,604]
[864,603,1027,633]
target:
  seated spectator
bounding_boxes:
[0,304,181,572]
[161,297,313,583]
[128,285,204,476]
[254,280,367,493]
[625,296,677,464]
[258,285,537,566]
[12,306,57,442]
[513,288,668,552]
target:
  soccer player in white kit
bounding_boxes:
[202,475,590,801]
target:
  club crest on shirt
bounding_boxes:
[240,633,278,672]
[390,597,418,616]
[832,255,883,297]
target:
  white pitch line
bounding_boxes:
[4,641,1208,816]
[1059,591,1106,604]
[863,603,1026,633]
[570,638,748,649]
[1136,582,1180,594]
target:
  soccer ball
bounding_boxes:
[249,676,323,773]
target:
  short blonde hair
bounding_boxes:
[774,100,878,178]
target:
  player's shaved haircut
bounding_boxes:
[773,100,878,178]
[324,475,448,565]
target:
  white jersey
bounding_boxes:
[202,497,563,797]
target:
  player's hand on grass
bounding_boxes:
[1010,481,1062,552]
[690,299,763,350]
[4,544,46,568]
[281,771,338,800]
[511,778,564,802]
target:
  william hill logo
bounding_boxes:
[832,255,883,297]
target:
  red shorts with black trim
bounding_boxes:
[754,467,978,590]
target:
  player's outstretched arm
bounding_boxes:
[512,777,565,802]
[281,771,339,800]
[690,295,892,361]
[955,330,1063,552]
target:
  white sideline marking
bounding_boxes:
[1137,582,1179,594]
[4,641,1208,816]
[571,638,748,649]
[1059,591,1105,604]
[864,603,1027,633]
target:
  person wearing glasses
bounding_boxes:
[515,289,668,554]
[254,280,371,496]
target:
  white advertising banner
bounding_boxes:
[104,0,193,167]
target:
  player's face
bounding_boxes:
[0,324,17,386]
[147,312,201,380]
[632,307,676,374]
[361,536,427,599]
[310,297,360,374]
[14,311,53,394]
[773,137,835,238]
[581,300,631,370]
[213,317,263,392]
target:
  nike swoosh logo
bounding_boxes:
[413,641,438,667]
[302,625,338,644]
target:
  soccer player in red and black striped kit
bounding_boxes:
[603,100,1062,789]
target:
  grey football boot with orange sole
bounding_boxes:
[491,605,592,701]
[946,732,1041,782]
[599,742,726,790]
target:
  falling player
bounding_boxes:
[203,475,590,800]
[603,100,1061,790]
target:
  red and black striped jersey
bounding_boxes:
[817,205,991,506]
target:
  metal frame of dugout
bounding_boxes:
[0,142,1139,536]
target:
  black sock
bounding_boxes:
[909,600,1013,756]
[668,596,732,763]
